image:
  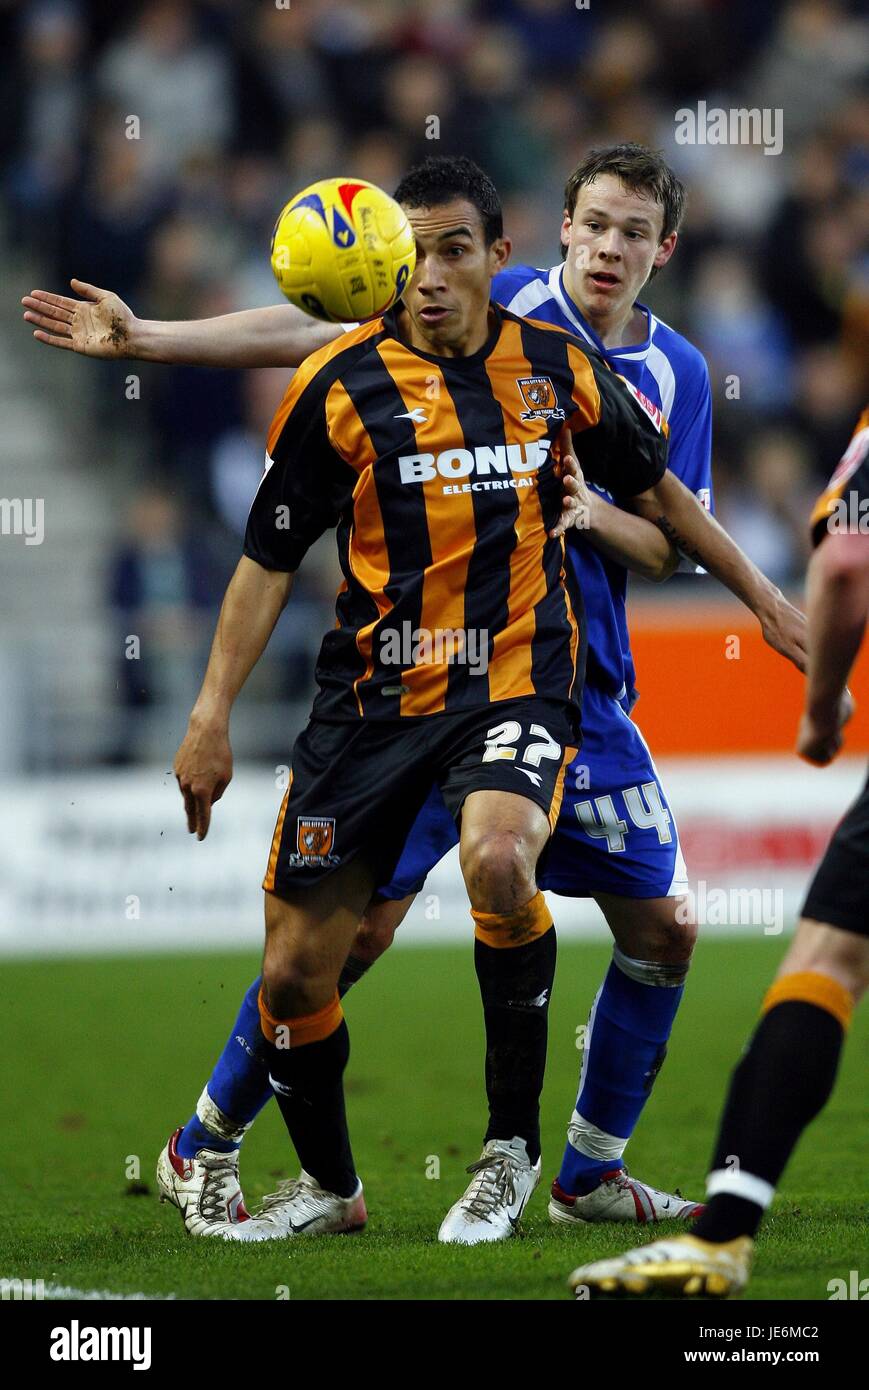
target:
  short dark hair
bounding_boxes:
[562,142,686,261]
[394,156,503,246]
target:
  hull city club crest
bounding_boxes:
[289,816,341,867]
[516,376,565,423]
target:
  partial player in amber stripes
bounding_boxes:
[569,406,869,1297]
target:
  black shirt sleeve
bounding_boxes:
[567,348,670,498]
[243,374,356,573]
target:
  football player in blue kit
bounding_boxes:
[23,145,807,1241]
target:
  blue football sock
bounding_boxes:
[556,948,687,1196]
[176,976,274,1159]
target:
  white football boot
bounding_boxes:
[252,1171,368,1237]
[438,1137,541,1245]
[568,1233,754,1299]
[156,1127,280,1242]
[549,1168,704,1225]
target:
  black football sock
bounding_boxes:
[258,989,358,1198]
[338,953,373,998]
[693,973,851,1244]
[471,896,557,1166]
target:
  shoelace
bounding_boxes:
[260,1177,310,1212]
[604,1169,683,1202]
[462,1153,518,1222]
[606,1169,633,1192]
[198,1154,241,1221]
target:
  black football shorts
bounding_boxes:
[801,764,869,938]
[263,697,577,897]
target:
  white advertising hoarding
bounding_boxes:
[0,758,864,956]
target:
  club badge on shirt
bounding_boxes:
[517,376,565,423]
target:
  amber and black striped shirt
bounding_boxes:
[810,405,869,548]
[244,303,669,724]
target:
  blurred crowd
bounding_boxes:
[2,0,868,744]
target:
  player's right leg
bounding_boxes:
[159,713,436,1240]
[157,789,455,1237]
[157,892,417,1239]
[338,893,416,989]
[156,974,273,1237]
[251,856,377,1239]
[158,854,375,1242]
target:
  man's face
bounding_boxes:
[399,198,510,355]
[561,173,677,321]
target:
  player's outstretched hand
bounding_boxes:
[759,590,808,673]
[21,279,138,357]
[173,719,233,840]
[796,688,855,766]
[550,427,591,539]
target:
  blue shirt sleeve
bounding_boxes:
[663,349,714,574]
[491,264,541,308]
[666,349,714,513]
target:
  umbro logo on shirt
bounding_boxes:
[395,408,428,424]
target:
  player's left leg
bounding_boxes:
[550,890,702,1223]
[437,785,556,1244]
[568,770,869,1296]
[542,685,702,1223]
[568,918,868,1298]
[432,688,579,1247]
[690,917,867,1246]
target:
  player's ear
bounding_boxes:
[560,210,572,251]
[653,231,677,272]
[490,236,511,272]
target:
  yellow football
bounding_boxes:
[270,176,416,323]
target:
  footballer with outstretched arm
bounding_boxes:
[23,151,808,1243]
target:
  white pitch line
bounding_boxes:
[1,1278,178,1302]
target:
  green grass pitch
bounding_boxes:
[3,937,866,1301]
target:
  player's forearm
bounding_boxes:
[134,304,340,367]
[584,493,680,581]
[632,471,782,615]
[804,537,869,720]
[190,558,294,727]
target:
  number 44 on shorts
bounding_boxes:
[576,782,672,852]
